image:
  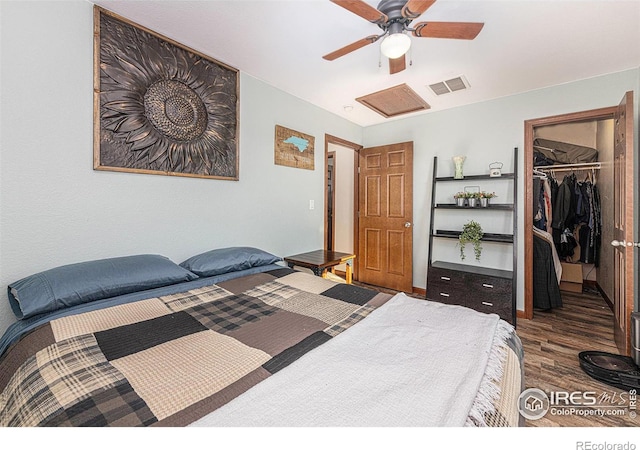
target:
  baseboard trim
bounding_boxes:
[413,286,426,297]
[594,282,614,312]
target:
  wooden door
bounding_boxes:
[358,142,413,291]
[612,91,634,355]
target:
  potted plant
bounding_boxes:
[459,220,484,261]
[453,192,467,207]
[478,191,497,207]
[467,191,480,208]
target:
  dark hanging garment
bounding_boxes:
[592,184,602,266]
[533,177,547,231]
[575,181,590,224]
[533,234,563,310]
[565,174,578,230]
[572,180,602,266]
[551,176,572,230]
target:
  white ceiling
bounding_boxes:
[91,0,640,127]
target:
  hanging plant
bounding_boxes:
[459,220,484,261]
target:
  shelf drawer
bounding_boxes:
[470,275,512,299]
[427,284,465,305]
[427,266,466,285]
[467,296,512,322]
[426,263,514,324]
[426,266,468,305]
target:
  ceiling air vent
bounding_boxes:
[428,76,470,96]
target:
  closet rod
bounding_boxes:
[534,162,601,172]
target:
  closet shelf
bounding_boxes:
[435,173,515,182]
[435,203,514,210]
[434,230,514,243]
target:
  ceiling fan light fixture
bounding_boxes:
[380,32,411,59]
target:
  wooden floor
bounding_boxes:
[517,287,638,427]
[353,278,638,427]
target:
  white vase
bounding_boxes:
[468,198,478,207]
[452,155,466,179]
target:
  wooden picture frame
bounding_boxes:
[93,6,239,180]
[274,125,315,170]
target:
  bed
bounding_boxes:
[0,247,524,427]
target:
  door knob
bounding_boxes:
[404,222,412,228]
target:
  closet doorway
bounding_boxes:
[523,91,635,356]
[324,134,361,278]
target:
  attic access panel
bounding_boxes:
[356,83,430,118]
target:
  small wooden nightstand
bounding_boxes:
[284,250,356,284]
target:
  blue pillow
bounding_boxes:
[179,247,282,277]
[8,254,199,320]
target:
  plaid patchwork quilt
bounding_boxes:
[0,268,523,427]
[0,268,393,426]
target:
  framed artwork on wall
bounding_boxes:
[93,6,239,180]
[274,125,315,170]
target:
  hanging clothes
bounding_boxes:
[552,173,579,232]
[533,233,563,310]
[533,176,555,234]
[575,179,602,266]
[533,177,546,231]
[543,178,553,234]
[538,171,601,266]
[534,227,562,283]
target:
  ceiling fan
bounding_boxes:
[323,0,484,74]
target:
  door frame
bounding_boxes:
[523,105,620,320]
[324,134,362,279]
[326,151,336,251]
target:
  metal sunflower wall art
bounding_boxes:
[94,7,239,180]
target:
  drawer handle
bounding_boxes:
[440,293,450,297]
[482,301,494,307]
[440,276,451,281]
[482,283,494,289]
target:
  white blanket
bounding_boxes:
[191,293,512,427]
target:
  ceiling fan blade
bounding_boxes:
[330,0,388,24]
[413,21,485,39]
[402,0,436,19]
[323,35,381,61]
[389,55,406,74]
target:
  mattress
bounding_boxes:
[0,265,524,427]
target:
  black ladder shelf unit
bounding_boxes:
[426,148,518,326]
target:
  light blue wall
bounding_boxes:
[363,69,640,311]
[1,1,638,339]
[0,0,361,336]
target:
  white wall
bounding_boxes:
[0,0,362,336]
[363,69,640,311]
